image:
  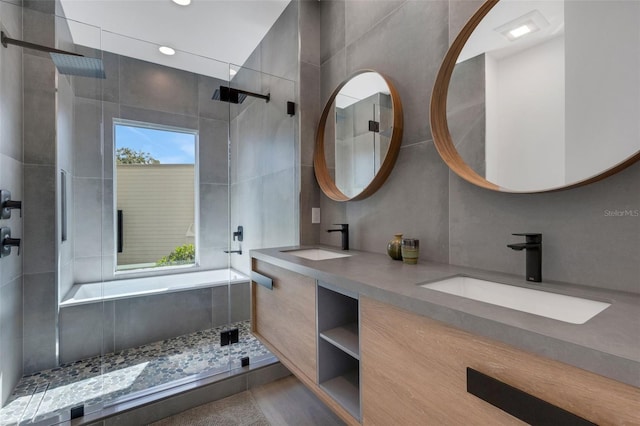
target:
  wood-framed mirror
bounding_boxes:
[315,70,403,201]
[430,0,640,193]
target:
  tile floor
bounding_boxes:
[0,321,271,426]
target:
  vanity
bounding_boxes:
[251,247,639,425]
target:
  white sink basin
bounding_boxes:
[283,248,352,261]
[420,276,610,324]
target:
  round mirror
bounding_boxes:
[430,0,640,193]
[315,70,403,201]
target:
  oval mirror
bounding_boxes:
[315,70,403,201]
[430,0,640,193]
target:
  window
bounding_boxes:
[114,120,197,271]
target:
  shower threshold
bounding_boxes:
[1,321,274,426]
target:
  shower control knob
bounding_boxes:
[1,190,22,219]
[0,227,20,257]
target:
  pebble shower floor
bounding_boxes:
[0,321,271,425]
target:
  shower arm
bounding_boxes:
[1,31,83,57]
[236,88,270,103]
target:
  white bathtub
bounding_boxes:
[60,268,249,308]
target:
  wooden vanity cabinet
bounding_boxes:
[360,296,640,425]
[251,259,317,382]
[251,259,361,425]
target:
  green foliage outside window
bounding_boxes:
[156,243,195,266]
[116,147,160,164]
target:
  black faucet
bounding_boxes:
[507,233,542,282]
[327,224,349,250]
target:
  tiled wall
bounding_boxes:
[59,282,250,364]
[230,1,300,274]
[0,0,24,405]
[22,3,60,374]
[310,0,640,295]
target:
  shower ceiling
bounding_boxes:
[58,0,290,79]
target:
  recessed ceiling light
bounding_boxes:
[172,0,191,6]
[159,46,176,56]
[509,25,532,39]
[495,10,548,42]
[229,69,237,76]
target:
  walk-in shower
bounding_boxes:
[0,1,298,423]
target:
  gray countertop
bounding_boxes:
[251,245,640,388]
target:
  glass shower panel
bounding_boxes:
[0,8,110,424]
[228,63,298,368]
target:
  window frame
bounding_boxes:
[112,118,200,276]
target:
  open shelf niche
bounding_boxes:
[317,282,360,421]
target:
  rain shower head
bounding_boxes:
[1,31,106,79]
[212,85,270,104]
[50,53,106,79]
[212,86,247,104]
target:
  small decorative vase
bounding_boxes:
[401,238,419,264]
[387,234,403,260]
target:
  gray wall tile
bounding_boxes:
[345,0,449,146]
[300,165,321,245]
[0,3,23,404]
[118,105,199,131]
[59,301,115,364]
[23,54,56,165]
[260,1,299,80]
[230,282,250,323]
[262,168,298,249]
[320,48,346,107]
[119,56,198,116]
[299,62,320,167]
[449,163,640,293]
[74,255,114,284]
[24,165,56,274]
[0,276,23,405]
[200,183,229,252]
[24,0,54,14]
[320,0,345,64]
[299,0,321,67]
[0,28,23,161]
[0,155,23,284]
[448,0,484,44]
[22,8,54,59]
[212,285,229,327]
[113,288,213,350]
[73,97,104,178]
[23,272,57,373]
[344,0,405,46]
[73,177,105,259]
[0,1,22,38]
[199,118,229,185]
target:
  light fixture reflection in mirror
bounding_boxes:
[315,70,403,201]
[431,0,640,193]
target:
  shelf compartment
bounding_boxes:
[321,369,360,421]
[319,322,359,359]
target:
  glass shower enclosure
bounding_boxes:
[0,3,297,423]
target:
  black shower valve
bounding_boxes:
[1,227,20,257]
[1,190,22,219]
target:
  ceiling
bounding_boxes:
[457,0,564,63]
[59,0,291,79]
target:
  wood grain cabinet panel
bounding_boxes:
[251,259,317,383]
[360,296,640,425]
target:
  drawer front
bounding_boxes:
[360,297,639,425]
[252,259,317,382]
